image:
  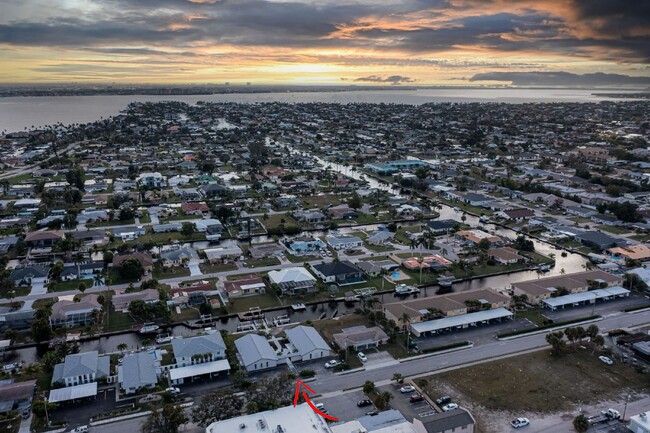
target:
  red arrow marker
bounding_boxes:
[293,379,340,421]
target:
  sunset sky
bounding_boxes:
[0,0,648,85]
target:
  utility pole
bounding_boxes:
[623,394,630,421]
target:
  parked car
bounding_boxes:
[70,426,89,433]
[21,408,30,420]
[399,385,416,394]
[442,403,459,412]
[358,352,368,362]
[599,356,614,365]
[410,394,425,403]
[325,360,340,369]
[164,387,181,395]
[366,410,379,416]
[357,400,373,407]
[511,418,530,429]
[435,396,452,406]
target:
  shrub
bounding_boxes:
[299,369,315,378]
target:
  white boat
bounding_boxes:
[138,323,160,334]
[291,303,306,311]
[155,334,174,344]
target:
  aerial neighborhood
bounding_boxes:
[0,100,648,433]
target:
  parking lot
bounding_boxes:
[316,390,376,422]
[377,384,438,423]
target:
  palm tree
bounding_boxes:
[379,268,389,292]
[117,343,128,352]
[399,313,412,351]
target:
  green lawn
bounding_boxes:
[394,226,423,244]
[597,225,631,235]
[286,253,321,263]
[452,262,528,279]
[152,263,190,280]
[262,213,300,230]
[104,311,136,332]
[171,307,201,322]
[302,194,341,208]
[226,292,282,312]
[48,279,92,292]
[87,218,135,228]
[107,268,140,286]
[139,213,152,224]
[520,251,555,265]
[199,262,238,273]
[514,308,550,326]
[6,173,33,184]
[244,257,281,268]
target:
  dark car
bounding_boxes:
[410,394,424,403]
[436,396,452,406]
[357,400,373,407]
[366,410,379,416]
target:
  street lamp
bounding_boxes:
[623,394,631,421]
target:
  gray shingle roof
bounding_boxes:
[61,351,100,378]
[171,332,225,359]
[119,352,157,390]
[285,326,330,356]
[234,334,277,366]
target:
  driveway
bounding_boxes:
[30,278,47,296]
[148,210,160,225]
[316,390,375,422]
[377,383,437,422]
[188,263,202,277]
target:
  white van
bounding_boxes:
[70,426,88,433]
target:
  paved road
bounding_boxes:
[311,311,650,396]
[89,311,650,433]
[0,143,79,180]
[10,247,442,303]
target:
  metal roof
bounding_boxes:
[48,382,97,403]
[234,334,277,367]
[543,286,630,308]
[285,326,330,356]
[169,359,230,381]
[411,308,513,336]
[118,352,157,391]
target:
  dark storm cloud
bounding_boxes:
[353,75,415,84]
[470,71,650,86]
[0,0,648,64]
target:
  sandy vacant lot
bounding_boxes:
[418,349,650,433]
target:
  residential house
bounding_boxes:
[366,231,395,245]
[326,235,363,250]
[111,289,160,313]
[181,202,209,216]
[160,247,199,267]
[417,408,476,433]
[234,334,278,372]
[204,246,243,262]
[10,265,49,287]
[356,260,399,277]
[268,267,317,295]
[224,275,267,298]
[152,222,182,234]
[575,231,627,251]
[24,230,64,248]
[566,206,597,218]
[118,351,159,395]
[456,230,503,247]
[591,213,622,227]
[293,210,326,224]
[284,326,331,362]
[327,204,357,220]
[112,227,146,241]
[608,244,650,262]
[199,183,229,198]
[497,208,535,221]
[488,247,525,265]
[112,252,154,273]
[286,238,326,256]
[51,351,110,387]
[312,261,365,285]
[248,243,284,259]
[0,380,36,414]
[194,219,224,241]
[171,331,227,367]
[50,294,102,328]
[137,172,165,188]
[460,192,493,207]
[332,326,389,351]
[427,219,458,234]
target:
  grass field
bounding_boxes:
[420,350,649,415]
[597,225,631,235]
[262,213,301,230]
[244,257,281,268]
[152,263,190,280]
[226,292,281,312]
[199,262,238,273]
[302,194,341,208]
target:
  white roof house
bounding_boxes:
[206,403,333,433]
[234,334,278,372]
[268,267,317,295]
